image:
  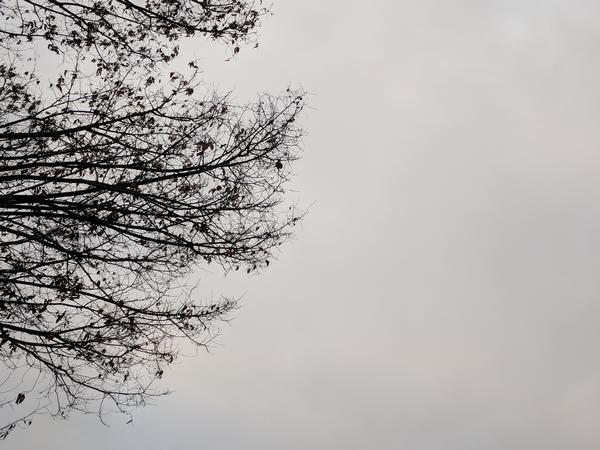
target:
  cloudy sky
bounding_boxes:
[11,0,600,448]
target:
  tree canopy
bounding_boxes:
[0,0,304,437]
[1,0,264,61]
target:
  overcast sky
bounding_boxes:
[10,0,600,449]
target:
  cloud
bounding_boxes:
[9,1,600,449]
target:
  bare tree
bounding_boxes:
[0,0,264,62]
[0,0,304,438]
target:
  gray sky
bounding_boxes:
[10,0,600,449]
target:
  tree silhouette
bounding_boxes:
[0,0,304,438]
[0,0,264,62]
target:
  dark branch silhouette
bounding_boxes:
[0,0,265,65]
[0,0,304,438]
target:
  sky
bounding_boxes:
[9,0,600,449]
